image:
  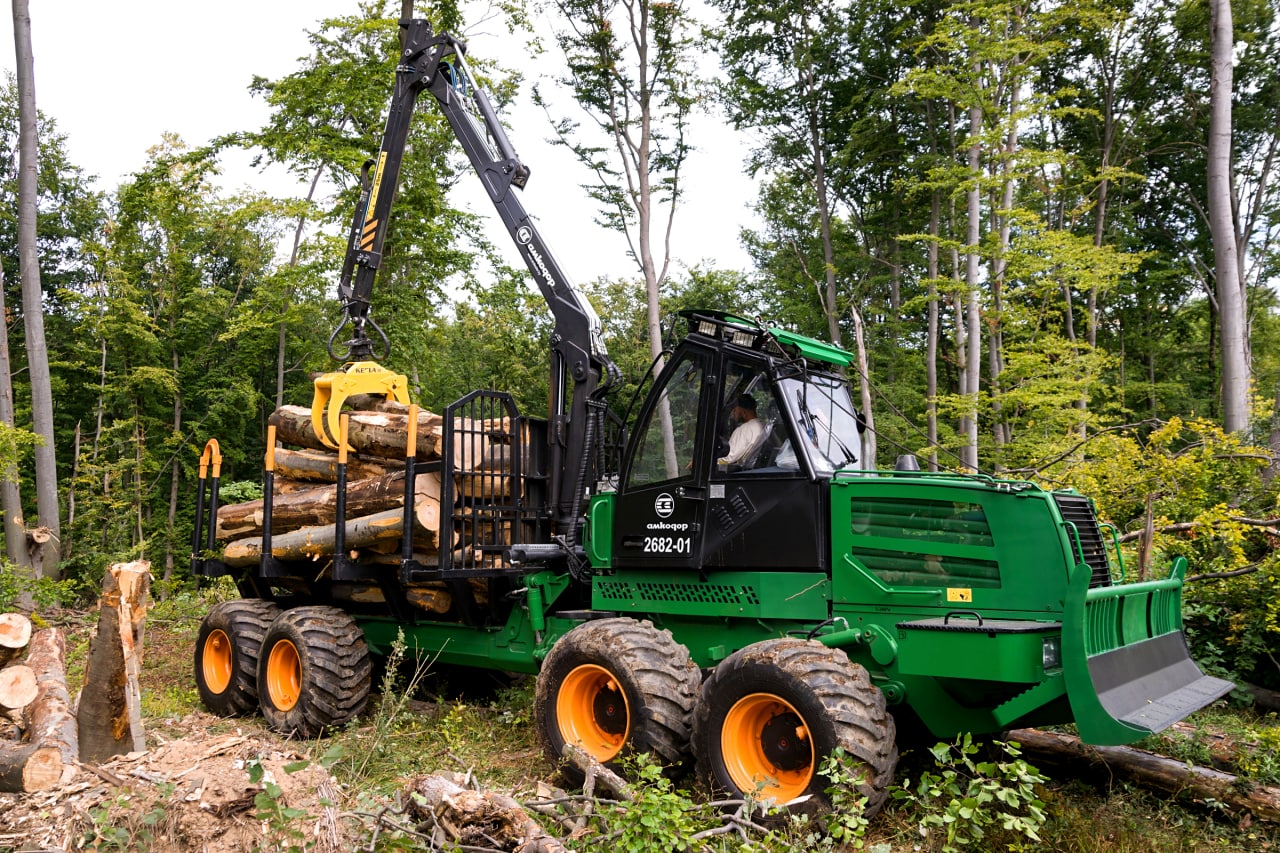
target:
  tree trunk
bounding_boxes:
[1208,0,1248,433]
[24,627,76,775]
[12,0,61,578]
[962,88,984,472]
[850,303,876,468]
[78,561,149,763]
[277,162,328,411]
[988,77,1020,459]
[215,469,439,539]
[927,185,941,472]
[164,348,181,584]
[1006,728,1280,822]
[0,742,61,793]
[0,268,31,576]
[221,501,442,568]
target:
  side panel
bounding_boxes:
[829,479,1070,615]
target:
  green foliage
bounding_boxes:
[614,754,700,852]
[1041,418,1280,683]
[771,748,874,851]
[345,628,434,782]
[218,480,264,505]
[0,565,95,612]
[892,735,1048,852]
[81,788,172,852]
[247,758,312,853]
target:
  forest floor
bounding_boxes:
[1,590,1278,852]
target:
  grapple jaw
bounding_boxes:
[310,361,410,449]
[1062,556,1233,745]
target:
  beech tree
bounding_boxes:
[541,0,699,371]
[10,0,59,577]
[1208,0,1247,433]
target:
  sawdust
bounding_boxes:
[0,712,350,852]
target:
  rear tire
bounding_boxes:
[535,618,701,783]
[693,638,897,815]
[257,606,372,737]
[194,599,280,716]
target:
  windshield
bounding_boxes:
[778,374,862,475]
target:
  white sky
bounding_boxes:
[0,1,757,286]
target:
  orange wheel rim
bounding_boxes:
[721,693,814,802]
[202,629,233,694]
[556,664,630,762]
[266,639,301,712]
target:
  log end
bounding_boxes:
[23,747,62,791]
[0,664,38,712]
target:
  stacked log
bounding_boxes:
[213,403,523,609]
[0,614,74,793]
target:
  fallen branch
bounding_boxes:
[561,744,633,802]
[1006,727,1280,822]
[1117,517,1280,544]
[406,772,568,853]
[1241,681,1280,713]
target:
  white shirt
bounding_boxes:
[719,418,766,466]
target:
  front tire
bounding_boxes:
[693,638,898,815]
[535,618,701,783]
[257,606,372,737]
[194,599,280,716]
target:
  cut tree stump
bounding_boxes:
[1006,727,1280,822]
[78,560,150,764]
[220,500,442,568]
[24,628,77,778]
[0,612,32,666]
[215,469,440,539]
[0,742,61,793]
[0,663,37,712]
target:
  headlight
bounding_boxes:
[1042,637,1062,671]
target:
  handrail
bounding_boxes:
[1098,521,1126,583]
[1061,520,1086,568]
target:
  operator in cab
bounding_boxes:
[718,394,766,470]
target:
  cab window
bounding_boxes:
[713,362,793,474]
[625,354,705,488]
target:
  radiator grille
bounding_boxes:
[594,580,761,606]
[1054,494,1112,588]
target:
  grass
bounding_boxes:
[17,587,1280,852]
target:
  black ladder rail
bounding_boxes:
[192,439,223,577]
[260,425,287,579]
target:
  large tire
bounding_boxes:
[257,606,372,738]
[692,638,898,816]
[194,599,280,716]
[535,618,701,783]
